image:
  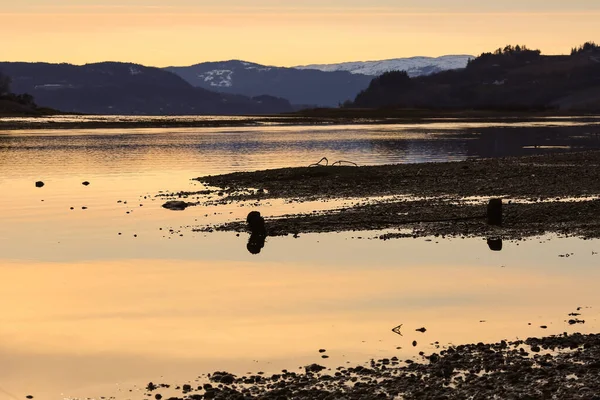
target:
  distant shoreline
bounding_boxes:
[1,109,599,131]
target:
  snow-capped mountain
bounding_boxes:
[165,60,372,107]
[295,55,474,77]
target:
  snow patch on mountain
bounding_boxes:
[198,69,234,87]
[295,55,474,77]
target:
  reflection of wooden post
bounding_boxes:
[487,199,503,226]
[487,238,503,251]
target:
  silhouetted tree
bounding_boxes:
[467,45,541,69]
[571,41,600,55]
[353,70,414,108]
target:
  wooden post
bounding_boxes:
[487,199,503,226]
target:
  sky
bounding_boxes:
[1,0,599,67]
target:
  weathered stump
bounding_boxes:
[247,211,267,236]
[487,198,503,226]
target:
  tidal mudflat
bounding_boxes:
[1,120,600,399]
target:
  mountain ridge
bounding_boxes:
[165,60,372,107]
[0,61,293,115]
[295,55,473,76]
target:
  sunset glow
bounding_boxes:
[2,0,599,66]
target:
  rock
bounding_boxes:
[412,341,418,347]
[305,363,326,374]
[155,395,162,400]
[416,327,427,333]
[82,181,90,186]
[35,181,44,188]
[319,349,327,353]
[247,211,267,235]
[26,396,34,399]
[162,201,192,211]
[182,384,192,393]
[146,382,157,391]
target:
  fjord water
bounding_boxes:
[1,120,600,399]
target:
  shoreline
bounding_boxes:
[189,150,600,239]
[1,110,599,131]
[140,333,600,400]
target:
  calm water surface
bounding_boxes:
[1,121,600,399]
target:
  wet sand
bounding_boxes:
[194,151,600,239]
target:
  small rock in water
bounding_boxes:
[82,181,90,186]
[305,363,326,374]
[35,181,44,188]
[162,201,192,211]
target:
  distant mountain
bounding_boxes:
[295,55,473,77]
[165,60,373,107]
[0,62,292,115]
[350,44,600,111]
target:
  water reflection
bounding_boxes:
[487,238,503,252]
[247,233,267,255]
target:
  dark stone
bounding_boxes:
[155,395,162,400]
[305,364,326,374]
[416,327,427,333]
[162,201,192,211]
[35,181,44,188]
[146,382,158,391]
[412,341,418,347]
[82,181,90,186]
[247,211,267,235]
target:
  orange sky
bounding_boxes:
[1,1,599,66]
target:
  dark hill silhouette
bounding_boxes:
[351,43,600,111]
[0,69,56,116]
[0,62,293,115]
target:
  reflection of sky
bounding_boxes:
[1,124,600,398]
[2,236,600,399]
